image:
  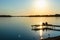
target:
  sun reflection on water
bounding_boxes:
[40,30,43,39]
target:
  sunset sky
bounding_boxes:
[0,0,60,15]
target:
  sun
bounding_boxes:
[32,0,48,15]
[34,0,47,10]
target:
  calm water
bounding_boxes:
[0,17,60,40]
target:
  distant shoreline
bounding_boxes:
[14,14,60,17]
[0,15,12,17]
[0,14,60,17]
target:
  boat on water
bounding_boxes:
[31,22,60,31]
[31,22,50,27]
[31,22,60,27]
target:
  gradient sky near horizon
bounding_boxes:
[0,0,60,15]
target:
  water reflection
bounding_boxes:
[40,30,43,40]
[1,17,60,40]
[31,23,60,40]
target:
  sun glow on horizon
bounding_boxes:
[32,0,49,15]
[33,0,48,10]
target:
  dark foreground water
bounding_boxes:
[0,17,60,40]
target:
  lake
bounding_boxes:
[0,17,60,40]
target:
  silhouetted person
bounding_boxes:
[45,22,48,25]
[42,23,45,25]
